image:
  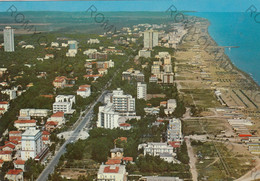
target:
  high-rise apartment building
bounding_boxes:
[144,30,158,49]
[4,26,14,52]
[21,127,43,161]
[137,82,147,100]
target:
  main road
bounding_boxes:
[37,55,132,181]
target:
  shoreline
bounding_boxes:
[193,15,260,91]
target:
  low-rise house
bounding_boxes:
[0,101,9,114]
[9,131,22,142]
[83,74,103,81]
[44,54,54,59]
[97,164,127,181]
[42,131,50,145]
[0,144,15,151]
[47,112,65,126]
[164,99,177,115]
[0,151,12,161]
[14,120,36,131]
[138,142,174,157]
[77,85,91,98]
[5,141,20,150]
[5,169,23,181]
[19,109,49,118]
[14,160,25,171]
[53,76,67,88]
[45,121,58,132]
[51,42,59,47]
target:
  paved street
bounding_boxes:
[37,56,131,181]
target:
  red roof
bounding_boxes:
[79,84,91,88]
[105,159,121,165]
[123,157,133,161]
[103,166,119,173]
[77,88,86,91]
[0,108,5,110]
[42,137,49,141]
[0,101,9,104]
[168,141,181,148]
[1,144,15,149]
[9,136,22,141]
[0,150,12,155]
[14,120,36,124]
[42,131,50,135]
[83,74,103,78]
[14,160,25,165]
[119,123,131,127]
[51,112,64,118]
[0,159,3,164]
[5,140,18,145]
[239,134,252,137]
[6,169,23,175]
[46,121,58,126]
[9,131,22,135]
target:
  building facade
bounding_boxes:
[137,82,147,100]
[4,26,14,52]
[21,127,43,161]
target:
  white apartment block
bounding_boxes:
[97,103,120,129]
[66,40,78,57]
[21,127,43,161]
[167,118,183,143]
[144,30,158,49]
[108,88,135,115]
[97,164,127,181]
[19,109,49,117]
[138,142,174,157]
[4,26,14,52]
[53,95,75,114]
[137,82,147,100]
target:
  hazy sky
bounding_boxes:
[0,0,260,12]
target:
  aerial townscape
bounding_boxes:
[0,1,260,181]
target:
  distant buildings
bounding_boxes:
[52,76,76,89]
[88,38,100,44]
[137,82,147,100]
[4,26,14,52]
[144,30,158,49]
[122,69,144,82]
[66,40,78,57]
[139,176,183,181]
[53,95,75,114]
[21,127,43,161]
[138,50,151,58]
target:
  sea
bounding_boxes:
[187,12,260,86]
